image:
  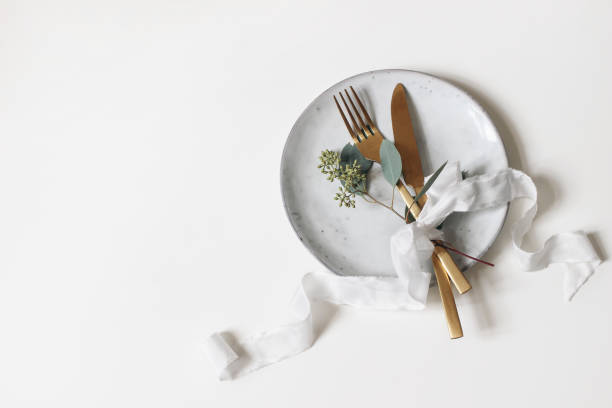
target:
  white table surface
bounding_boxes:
[1,1,611,407]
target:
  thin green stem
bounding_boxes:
[361,194,376,204]
[361,191,405,221]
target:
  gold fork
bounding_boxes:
[334,87,463,339]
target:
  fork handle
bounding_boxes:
[432,254,463,339]
[396,182,472,294]
[433,246,471,294]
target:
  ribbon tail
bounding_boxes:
[505,171,602,301]
[514,228,601,301]
[564,257,600,301]
[204,271,426,380]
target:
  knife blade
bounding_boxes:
[391,84,424,191]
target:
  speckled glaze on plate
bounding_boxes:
[281,69,507,277]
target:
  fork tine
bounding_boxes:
[339,93,365,140]
[344,89,371,137]
[333,95,360,144]
[349,86,375,128]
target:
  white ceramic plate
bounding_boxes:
[281,69,507,277]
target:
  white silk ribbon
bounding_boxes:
[205,164,601,380]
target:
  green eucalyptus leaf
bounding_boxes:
[412,161,447,206]
[379,139,402,186]
[340,143,373,173]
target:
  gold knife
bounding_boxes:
[391,83,467,339]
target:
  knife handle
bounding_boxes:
[397,182,472,294]
[432,254,463,339]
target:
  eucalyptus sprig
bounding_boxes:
[318,144,404,219]
[318,143,449,224]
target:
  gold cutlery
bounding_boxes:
[333,86,463,339]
